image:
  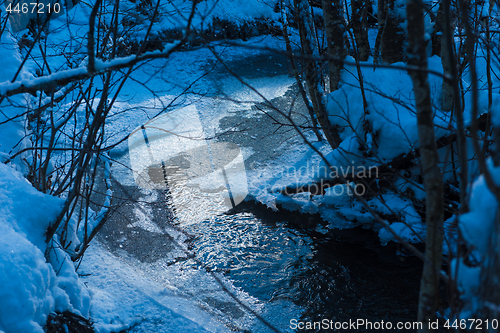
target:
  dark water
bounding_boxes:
[101,151,424,332]
[190,51,424,331]
[177,200,423,332]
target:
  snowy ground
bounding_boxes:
[78,242,231,333]
[2,0,499,331]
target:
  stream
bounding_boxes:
[95,41,423,332]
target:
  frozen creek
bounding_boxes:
[79,39,423,333]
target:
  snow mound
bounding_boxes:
[454,159,500,317]
[0,163,90,333]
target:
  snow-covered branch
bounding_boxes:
[0,42,183,98]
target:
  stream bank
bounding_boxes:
[89,41,426,332]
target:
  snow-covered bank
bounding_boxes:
[242,56,443,244]
[0,163,90,333]
[78,241,232,333]
[0,16,90,332]
[454,159,500,318]
[244,43,499,248]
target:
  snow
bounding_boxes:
[460,177,498,254]
[0,163,89,333]
[0,225,59,333]
[2,0,500,329]
[194,0,279,25]
[0,49,279,333]
[0,12,92,331]
[0,13,32,169]
[0,2,289,332]
[0,43,189,97]
[78,242,232,333]
[326,55,449,162]
[455,159,500,316]
[450,3,500,312]
[450,257,482,318]
[0,67,86,96]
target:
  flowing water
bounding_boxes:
[98,174,422,332]
[97,46,423,332]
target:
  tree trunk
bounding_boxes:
[280,0,323,142]
[440,40,454,111]
[406,0,444,330]
[441,0,468,211]
[351,0,370,61]
[322,0,348,91]
[375,0,405,64]
[294,0,342,149]
[439,2,454,112]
